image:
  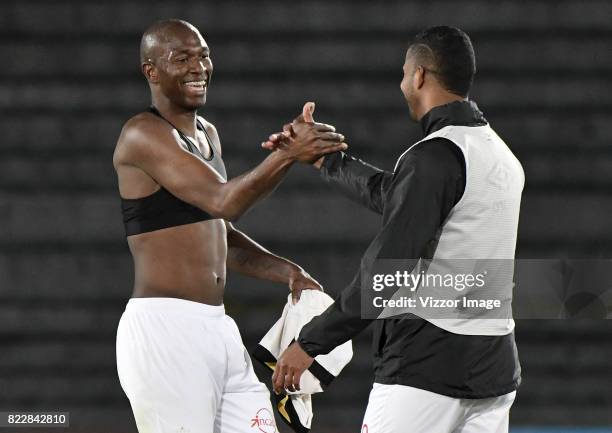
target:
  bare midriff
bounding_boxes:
[127,219,227,305]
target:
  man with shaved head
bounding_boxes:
[268,26,523,433]
[113,19,346,433]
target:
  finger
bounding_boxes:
[262,138,280,150]
[317,132,345,142]
[292,101,316,125]
[318,142,348,155]
[263,131,294,149]
[272,362,283,388]
[313,122,336,132]
[283,123,292,133]
[313,156,325,169]
[273,364,285,394]
[262,140,280,150]
[293,369,303,392]
[302,101,315,123]
[301,282,323,291]
[272,363,278,383]
[315,139,345,149]
[291,290,300,304]
[270,131,291,140]
[268,132,286,142]
[285,371,296,393]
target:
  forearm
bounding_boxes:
[226,226,300,284]
[298,273,372,356]
[299,141,465,356]
[217,151,294,221]
[320,152,391,214]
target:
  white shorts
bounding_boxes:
[361,384,516,433]
[116,298,278,433]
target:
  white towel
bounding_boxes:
[253,290,353,432]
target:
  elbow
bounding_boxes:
[197,185,251,222]
[207,199,243,222]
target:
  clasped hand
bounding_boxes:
[262,102,347,163]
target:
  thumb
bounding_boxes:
[302,101,315,123]
[294,101,315,124]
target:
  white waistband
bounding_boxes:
[125,297,225,317]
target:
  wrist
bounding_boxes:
[288,264,304,283]
[272,146,298,165]
[296,338,317,359]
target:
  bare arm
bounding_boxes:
[225,221,323,300]
[226,221,299,283]
[116,113,346,222]
[263,109,391,214]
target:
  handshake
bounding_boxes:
[261,102,347,167]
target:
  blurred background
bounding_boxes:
[1,0,611,432]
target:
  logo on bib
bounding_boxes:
[487,162,511,190]
[250,408,276,433]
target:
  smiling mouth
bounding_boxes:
[184,79,208,89]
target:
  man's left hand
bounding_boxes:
[272,342,314,394]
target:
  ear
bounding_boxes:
[142,63,159,84]
[413,65,425,90]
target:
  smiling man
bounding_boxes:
[113,19,346,433]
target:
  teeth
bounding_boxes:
[185,80,207,87]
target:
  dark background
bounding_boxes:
[1,1,611,432]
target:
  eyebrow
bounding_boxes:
[171,47,210,55]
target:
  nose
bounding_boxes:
[189,58,206,74]
[190,57,212,75]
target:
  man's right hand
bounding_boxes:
[262,102,346,165]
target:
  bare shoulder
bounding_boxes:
[113,112,172,167]
[198,115,222,156]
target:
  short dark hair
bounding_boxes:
[410,26,476,97]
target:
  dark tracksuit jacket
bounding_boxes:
[298,100,521,399]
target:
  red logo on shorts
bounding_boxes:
[362,424,369,433]
[250,408,276,433]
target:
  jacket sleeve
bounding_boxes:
[298,139,465,356]
[320,152,394,214]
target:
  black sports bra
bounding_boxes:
[121,107,227,236]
